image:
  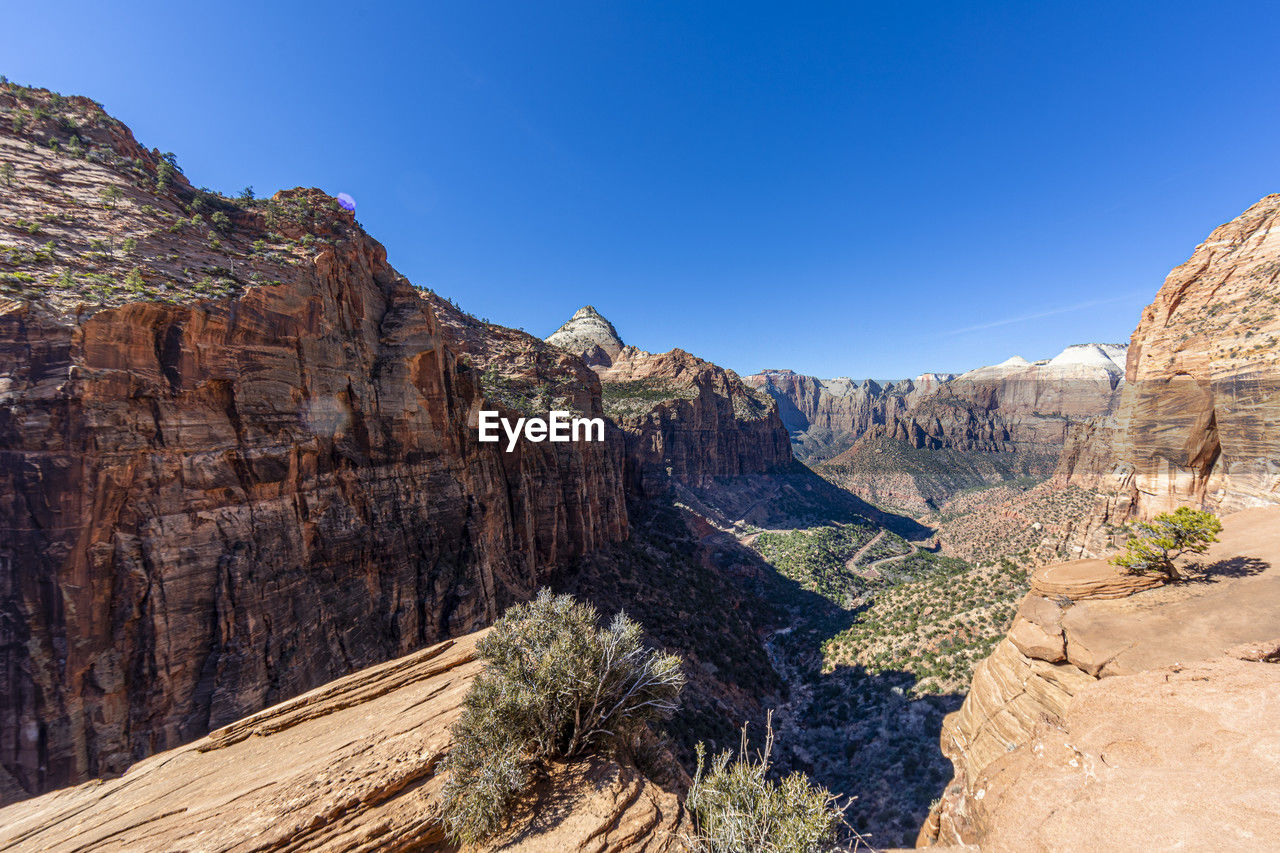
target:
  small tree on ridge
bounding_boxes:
[1110,506,1222,582]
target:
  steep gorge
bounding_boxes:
[0,85,792,804]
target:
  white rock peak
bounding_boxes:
[546,305,626,362]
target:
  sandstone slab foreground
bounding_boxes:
[922,507,1280,851]
[0,630,688,853]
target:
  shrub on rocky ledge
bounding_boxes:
[686,714,848,853]
[1111,507,1222,581]
[439,590,685,844]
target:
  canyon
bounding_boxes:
[749,344,1128,514]
[0,84,792,805]
[1,78,1279,853]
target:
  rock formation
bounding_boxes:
[751,346,1125,512]
[548,308,793,495]
[1058,194,1280,523]
[743,370,918,462]
[0,629,690,852]
[920,506,1280,850]
[865,343,1126,455]
[0,85,631,802]
[546,305,626,369]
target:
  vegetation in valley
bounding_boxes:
[822,554,1029,696]
[818,435,1057,515]
[752,523,888,605]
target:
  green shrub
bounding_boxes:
[1110,507,1222,581]
[439,590,685,844]
[686,714,847,853]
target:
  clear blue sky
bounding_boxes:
[6,2,1279,377]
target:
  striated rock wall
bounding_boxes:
[601,348,793,495]
[547,308,794,495]
[743,370,914,445]
[1059,194,1280,522]
[0,629,690,852]
[0,87,629,801]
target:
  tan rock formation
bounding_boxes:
[742,370,914,456]
[921,506,1280,849]
[1059,194,1280,523]
[0,630,689,852]
[786,345,1125,511]
[547,305,626,369]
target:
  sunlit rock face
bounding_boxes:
[1059,194,1280,522]
[922,507,1280,851]
[0,91,629,801]
[549,308,794,495]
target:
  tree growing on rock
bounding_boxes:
[439,590,685,845]
[1110,507,1223,581]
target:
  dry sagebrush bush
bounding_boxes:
[686,713,850,853]
[439,590,685,844]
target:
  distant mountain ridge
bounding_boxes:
[746,344,1128,512]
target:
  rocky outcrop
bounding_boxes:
[0,85,629,802]
[1058,195,1280,522]
[549,308,793,495]
[921,506,1280,849]
[750,345,1123,465]
[0,629,690,852]
[547,305,626,369]
[755,347,1125,511]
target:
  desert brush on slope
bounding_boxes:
[440,590,685,844]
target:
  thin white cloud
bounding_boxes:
[943,292,1147,336]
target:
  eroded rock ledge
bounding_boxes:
[920,507,1280,851]
[0,629,688,852]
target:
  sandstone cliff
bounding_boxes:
[1058,194,1280,524]
[546,305,626,369]
[752,347,1124,513]
[549,308,793,495]
[0,84,628,802]
[920,507,1280,850]
[743,370,916,463]
[0,629,690,852]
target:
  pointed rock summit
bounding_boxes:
[546,305,626,368]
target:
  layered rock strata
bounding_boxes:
[1058,194,1280,522]
[921,507,1280,849]
[0,85,628,801]
[0,629,689,852]
[548,309,793,495]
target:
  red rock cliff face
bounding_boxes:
[0,251,629,801]
[0,87,628,800]
[1059,194,1280,522]
[546,309,794,496]
[598,347,794,496]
